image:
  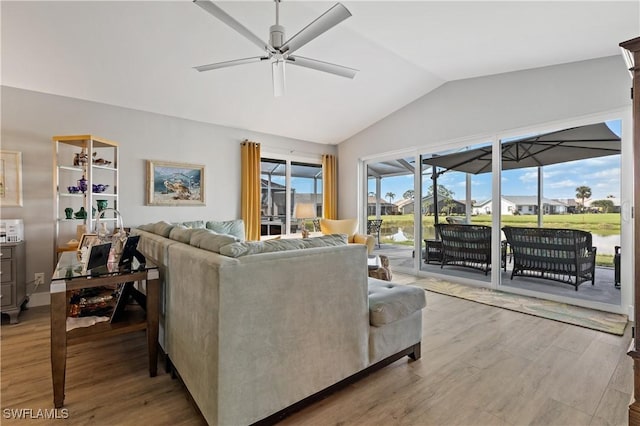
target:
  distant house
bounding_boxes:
[395,195,467,215]
[395,198,415,214]
[585,197,621,213]
[473,196,568,215]
[555,198,580,214]
[367,196,398,215]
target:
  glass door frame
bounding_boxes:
[261,150,323,238]
[358,107,632,316]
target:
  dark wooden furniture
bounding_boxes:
[502,227,596,291]
[435,224,492,274]
[1,241,26,324]
[367,219,383,248]
[614,245,621,289]
[50,251,159,408]
[423,239,443,264]
[620,36,640,426]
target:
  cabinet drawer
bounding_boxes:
[0,259,13,283]
[0,247,12,260]
[0,284,13,307]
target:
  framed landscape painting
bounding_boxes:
[146,160,205,206]
[0,150,23,207]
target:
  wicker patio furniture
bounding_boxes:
[367,219,383,248]
[434,224,492,274]
[502,226,597,291]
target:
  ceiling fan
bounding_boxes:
[193,0,358,97]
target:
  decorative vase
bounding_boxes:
[78,176,88,193]
[74,207,87,219]
[64,207,74,219]
[96,199,108,212]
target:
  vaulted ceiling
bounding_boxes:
[2,1,638,144]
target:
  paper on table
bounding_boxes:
[66,316,110,331]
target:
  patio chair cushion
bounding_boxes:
[319,218,358,241]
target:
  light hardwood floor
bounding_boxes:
[1,275,632,425]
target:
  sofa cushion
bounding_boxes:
[169,225,195,244]
[154,221,175,237]
[300,234,348,248]
[137,221,174,237]
[368,279,426,327]
[190,229,239,253]
[220,238,306,258]
[179,220,206,229]
[207,220,245,241]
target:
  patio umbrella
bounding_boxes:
[422,122,621,174]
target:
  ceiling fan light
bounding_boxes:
[272,60,285,97]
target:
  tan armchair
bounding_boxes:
[319,218,375,254]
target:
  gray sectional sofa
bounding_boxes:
[133,220,425,426]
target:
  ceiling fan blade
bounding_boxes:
[286,55,357,79]
[279,3,351,55]
[194,56,268,72]
[272,60,285,97]
[194,0,275,54]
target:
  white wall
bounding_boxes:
[1,86,335,297]
[337,56,631,218]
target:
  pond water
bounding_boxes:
[381,225,620,256]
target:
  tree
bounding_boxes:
[590,199,614,213]
[423,184,455,215]
[403,189,414,200]
[385,192,396,204]
[368,191,375,197]
[575,186,592,212]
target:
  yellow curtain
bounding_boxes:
[241,140,261,241]
[322,154,338,219]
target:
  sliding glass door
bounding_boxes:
[260,157,322,237]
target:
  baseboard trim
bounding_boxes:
[27,292,50,307]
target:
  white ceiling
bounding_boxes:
[2,1,638,144]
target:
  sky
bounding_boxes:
[369,120,622,205]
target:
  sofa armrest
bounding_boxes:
[353,233,375,254]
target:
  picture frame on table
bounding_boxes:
[146,160,205,206]
[79,233,99,251]
[0,150,23,207]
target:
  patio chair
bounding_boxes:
[367,219,383,248]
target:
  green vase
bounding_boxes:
[96,199,108,212]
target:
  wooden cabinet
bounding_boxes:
[52,135,119,256]
[0,242,26,324]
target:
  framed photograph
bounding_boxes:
[0,151,23,207]
[79,233,99,251]
[146,160,205,206]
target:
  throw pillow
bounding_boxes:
[206,220,245,241]
[169,225,194,243]
[179,220,206,229]
[190,229,239,253]
[219,238,305,258]
[153,221,174,237]
[300,234,348,248]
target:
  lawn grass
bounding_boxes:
[371,213,621,234]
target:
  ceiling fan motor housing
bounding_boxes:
[270,25,285,50]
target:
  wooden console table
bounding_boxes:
[49,251,159,408]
